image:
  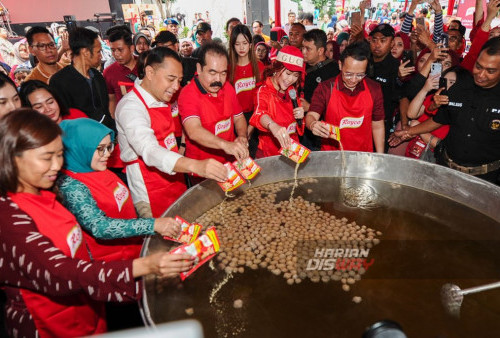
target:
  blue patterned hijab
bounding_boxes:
[59,118,115,173]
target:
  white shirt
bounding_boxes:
[115,79,183,204]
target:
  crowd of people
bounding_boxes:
[1,0,500,335]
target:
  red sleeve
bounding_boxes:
[365,80,385,121]
[469,18,484,42]
[308,80,332,118]
[103,66,115,95]
[0,197,139,302]
[178,82,201,124]
[461,27,489,73]
[423,94,437,115]
[250,85,272,131]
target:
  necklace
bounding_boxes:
[37,64,57,80]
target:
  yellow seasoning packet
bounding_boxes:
[233,158,261,180]
[170,227,221,280]
[279,139,310,164]
[163,216,202,244]
[218,162,245,192]
[322,122,341,141]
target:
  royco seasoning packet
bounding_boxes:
[279,139,310,164]
[171,227,221,280]
[218,162,245,192]
[322,122,341,141]
[163,216,202,244]
[233,157,261,180]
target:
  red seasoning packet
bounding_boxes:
[170,227,221,280]
[322,122,341,141]
[163,216,202,244]
[233,158,261,180]
[218,162,245,192]
[279,139,310,164]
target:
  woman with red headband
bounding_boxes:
[250,45,305,158]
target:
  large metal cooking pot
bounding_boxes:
[140,152,500,337]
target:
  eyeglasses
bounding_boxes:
[448,36,460,41]
[96,143,115,156]
[342,72,366,81]
[32,42,57,51]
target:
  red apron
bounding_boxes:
[171,90,183,138]
[251,82,304,158]
[184,88,236,164]
[128,87,187,217]
[9,191,106,338]
[63,169,143,261]
[322,77,374,152]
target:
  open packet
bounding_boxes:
[279,139,310,164]
[170,227,221,280]
[163,216,202,244]
[233,157,261,180]
[322,122,340,141]
[218,162,245,192]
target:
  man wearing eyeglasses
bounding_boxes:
[24,26,66,84]
[305,42,385,153]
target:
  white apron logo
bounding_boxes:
[171,100,179,118]
[234,77,256,94]
[164,132,177,150]
[114,181,129,212]
[287,122,297,134]
[340,116,364,129]
[67,225,83,258]
[215,118,231,135]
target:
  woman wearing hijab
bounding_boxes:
[57,118,181,262]
[133,33,151,56]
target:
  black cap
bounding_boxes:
[152,30,178,47]
[196,22,212,35]
[369,23,395,38]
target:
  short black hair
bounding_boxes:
[26,26,54,46]
[137,47,181,79]
[299,12,314,23]
[253,20,263,27]
[340,41,371,63]
[69,27,98,56]
[198,41,229,68]
[303,29,327,50]
[480,36,500,56]
[106,25,132,38]
[226,17,241,31]
[421,8,428,15]
[291,22,306,31]
[108,27,133,46]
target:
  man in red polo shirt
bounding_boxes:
[178,42,249,182]
[103,27,138,116]
[305,41,385,153]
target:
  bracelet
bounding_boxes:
[266,120,275,130]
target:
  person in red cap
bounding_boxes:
[249,45,305,158]
[179,42,249,184]
[305,42,385,153]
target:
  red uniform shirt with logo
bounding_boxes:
[250,78,305,158]
[231,61,265,113]
[178,77,243,163]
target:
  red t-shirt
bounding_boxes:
[232,61,265,113]
[103,61,138,103]
[178,77,243,163]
